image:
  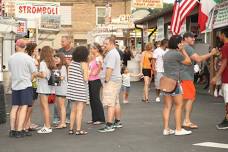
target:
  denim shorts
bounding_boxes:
[162,83,183,96]
[12,87,33,106]
[122,86,130,93]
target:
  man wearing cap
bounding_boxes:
[8,39,37,138]
[181,32,217,129]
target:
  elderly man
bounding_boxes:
[98,37,122,133]
[8,39,36,138]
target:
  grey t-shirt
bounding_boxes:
[8,52,36,90]
[101,48,121,82]
[163,50,185,81]
[180,45,196,80]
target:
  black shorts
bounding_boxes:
[142,69,152,78]
[33,88,38,100]
[12,87,33,106]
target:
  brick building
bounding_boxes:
[7,0,132,48]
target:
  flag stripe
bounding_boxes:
[171,0,198,35]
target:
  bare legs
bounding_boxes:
[163,95,183,131]
[143,76,151,102]
[69,102,85,131]
[56,97,66,127]
[39,95,51,128]
[10,105,28,131]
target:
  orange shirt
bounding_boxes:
[142,51,153,69]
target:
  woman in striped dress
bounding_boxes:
[67,46,89,135]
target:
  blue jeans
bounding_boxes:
[53,99,71,122]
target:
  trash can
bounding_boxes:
[0,81,6,124]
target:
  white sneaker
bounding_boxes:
[219,89,223,96]
[37,126,52,134]
[155,97,160,102]
[214,89,218,97]
[163,129,175,136]
[175,129,192,136]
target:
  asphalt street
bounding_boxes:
[0,81,227,152]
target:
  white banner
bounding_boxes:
[132,0,163,9]
[213,1,228,29]
[15,1,60,19]
[156,17,164,41]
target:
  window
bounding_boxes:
[60,6,72,26]
[96,7,106,25]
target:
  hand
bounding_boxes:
[178,43,184,51]
[211,48,218,56]
[210,77,217,85]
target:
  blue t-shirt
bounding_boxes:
[101,48,121,82]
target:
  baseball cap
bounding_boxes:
[183,32,196,39]
[16,39,26,48]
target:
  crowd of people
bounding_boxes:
[7,28,228,138]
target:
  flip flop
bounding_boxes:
[55,124,67,129]
[183,123,198,129]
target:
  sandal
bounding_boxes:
[68,130,74,135]
[55,124,67,129]
[141,99,149,102]
[182,122,198,129]
[75,130,88,135]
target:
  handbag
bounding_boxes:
[48,94,56,104]
[159,76,177,93]
[48,70,61,86]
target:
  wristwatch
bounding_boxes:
[104,80,108,83]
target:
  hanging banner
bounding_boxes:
[15,1,60,19]
[213,1,228,29]
[39,14,60,31]
[132,0,163,9]
[156,17,164,41]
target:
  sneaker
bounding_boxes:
[98,125,115,133]
[52,120,60,125]
[155,97,160,102]
[114,121,123,128]
[37,127,53,134]
[66,119,70,124]
[216,118,228,130]
[214,89,218,97]
[175,129,192,136]
[15,131,25,138]
[9,130,16,138]
[22,130,32,136]
[163,129,175,136]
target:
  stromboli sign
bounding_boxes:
[15,1,60,18]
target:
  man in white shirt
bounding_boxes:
[153,39,168,102]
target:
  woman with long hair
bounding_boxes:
[54,52,67,128]
[88,43,105,125]
[36,46,56,134]
[140,42,154,103]
[162,35,192,136]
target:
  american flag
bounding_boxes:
[171,0,198,35]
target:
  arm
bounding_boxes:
[140,52,145,73]
[211,58,227,84]
[180,49,192,65]
[191,48,217,63]
[105,68,113,82]
[81,62,89,82]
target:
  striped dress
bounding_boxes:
[67,61,89,102]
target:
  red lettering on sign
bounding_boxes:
[43,7,46,14]
[36,7,42,14]
[27,6,31,13]
[47,8,51,14]
[19,6,23,13]
[32,6,36,13]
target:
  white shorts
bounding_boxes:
[222,83,228,103]
[155,72,163,89]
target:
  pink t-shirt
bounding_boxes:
[89,57,102,81]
